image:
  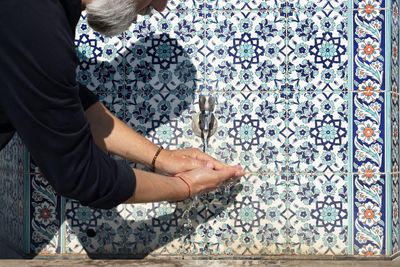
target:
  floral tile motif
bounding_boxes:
[19,0,400,258]
[288,0,349,11]
[123,86,198,148]
[165,0,203,12]
[287,91,349,174]
[287,8,348,92]
[125,12,205,90]
[204,0,283,11]
[205,174,287,255]
[75,15,126,95]
[287,173,348,255]
[205,10,286,92]
[352,6,387,256]
[391,0,399,253]
[354,0,385,11]
[28,171,62,255]
[211,92,286,173]
[64,199,195,255]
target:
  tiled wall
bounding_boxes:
[1,0,400,258]
[0,135,25,255]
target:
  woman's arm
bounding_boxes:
[85,102,235,174]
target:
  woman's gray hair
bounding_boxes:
[85,0,139,37]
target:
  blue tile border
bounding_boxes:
[385,0,393,255]
[348,0,355,255]
[352,5,387,255]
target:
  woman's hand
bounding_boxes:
[156,148,234,175]
[174,161,245,196]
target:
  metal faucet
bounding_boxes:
[198,95,216,152]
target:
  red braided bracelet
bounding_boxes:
[173,175,191,199]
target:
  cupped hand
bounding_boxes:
[156,148,232,175]
[174,161,245,196]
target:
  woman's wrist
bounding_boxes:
[151,146,164,172]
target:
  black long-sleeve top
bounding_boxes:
[0,0,136,209]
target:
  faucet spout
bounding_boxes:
[198,95,216,152]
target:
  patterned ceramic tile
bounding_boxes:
[208,92,286,173]
[205,174,287,255]
[391,0,399,253]
[125,11,205,89]
[0,135,25,254]
[15,0,400,258]
[354,0,385,10]
[76,14,126,95]
[65,199,196,255]
[205,10,286,92]
[287,173,348,255]
[28,170,62,255]
[205,0,284,11]
[165,0,203,12]
[352,6,387,256]
[287,8,349,92]
[0,168,25,253]
[287,91,349,174]
[288,0,349,11]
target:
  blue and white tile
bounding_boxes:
[287,91,349,173]
[204,10,286,92]
[353,173,386,256]
[391,0,399,252]
[288,0,349,11]
[287,8,349,93]
[205,0,284,10]
[28,173,62,255]
[75,14,126,95]
[204,174,287,255]
[287,173,348,255]
[165,0,203,12]
[123,91,199,150]
[210,92,286,173]
[125,11,205,89]
[354,0,385,10]
[65,200,192,255]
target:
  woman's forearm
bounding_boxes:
[123,168,189,203]
[85,102,159,168]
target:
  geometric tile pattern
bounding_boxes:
[1,0,400,258]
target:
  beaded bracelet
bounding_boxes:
[173,175,191,199]
[151,146,163,172]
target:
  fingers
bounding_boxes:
[214,165,245,184]
[191,148,230,170]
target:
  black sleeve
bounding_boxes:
[0,0,136,209]
[78,84,99,111]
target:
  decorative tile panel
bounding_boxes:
[287,8,349,93]
[352,6,387,256]
[206,175,287,255]
[391,0,400,254]
[287,173,348,255]
[205,10,286,92]
[1,0,398,259]
[287,91,349,173]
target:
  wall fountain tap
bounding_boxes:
[191,95,217,153]
[199,95,216,135]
